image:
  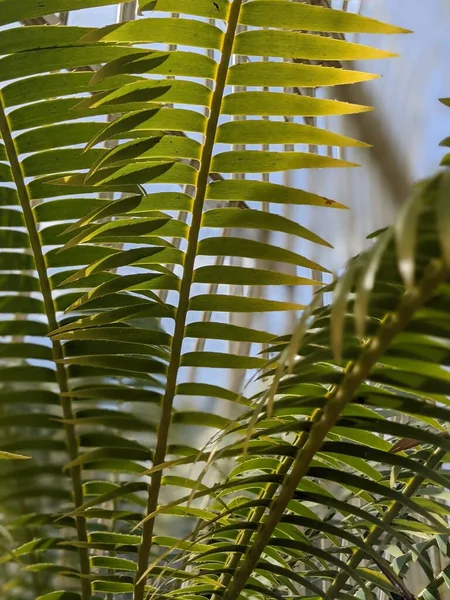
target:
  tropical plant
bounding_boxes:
[2,2,450,600]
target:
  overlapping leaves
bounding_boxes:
[0,1,408,599]
[46,3,406,598]
[140,169,450,600]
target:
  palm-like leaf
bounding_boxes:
[0,1,409,599]
[0,5,162,598]
[159,168,450,600]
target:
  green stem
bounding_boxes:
[133,2,243,598]
[0,96,91,599]
[221,259,449,600]
[326,447,446,600]
[211,426,316,600]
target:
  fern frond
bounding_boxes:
[0,1,407,598]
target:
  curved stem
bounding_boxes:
[221,259,449,600]
[0,97,91,599]
[211,427,314,599]
[133,2,243,598]
[326,447,446,600]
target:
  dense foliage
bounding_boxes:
[1,2,449,600]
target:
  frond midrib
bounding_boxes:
[326,446,447,599]
[133,2,245,598]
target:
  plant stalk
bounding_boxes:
[326,447,447,600]
[0,96,91,600]
[211,427,316,599]
[133,2,243,598]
